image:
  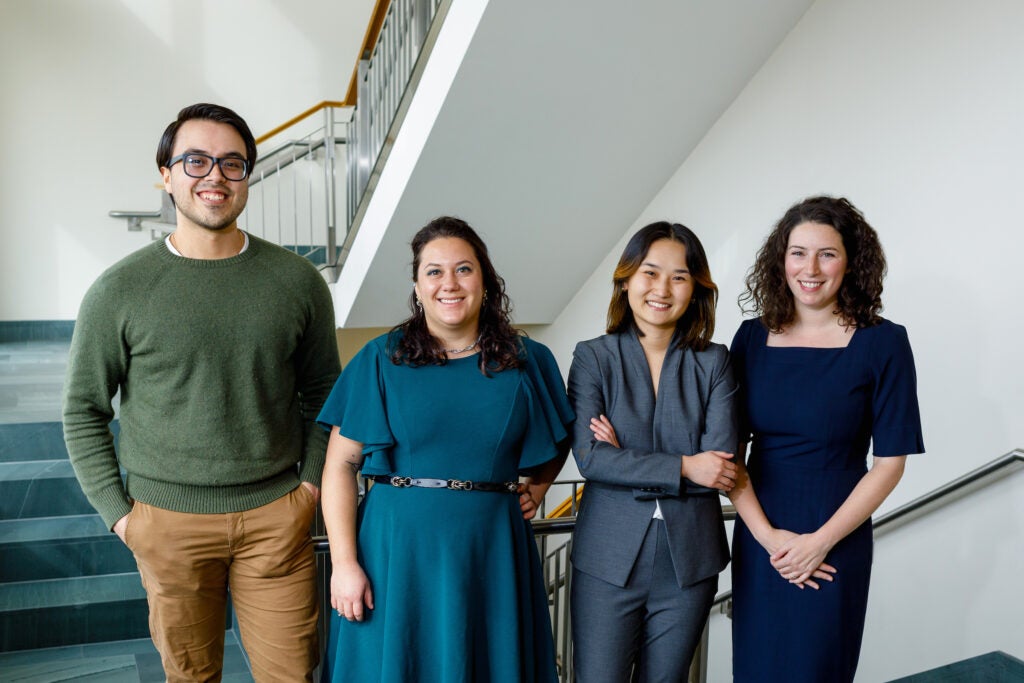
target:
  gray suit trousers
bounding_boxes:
[571,519,717,682]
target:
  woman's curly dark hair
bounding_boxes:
[739,196,887,332]
[389,216,524,373]
[606,221,718,351]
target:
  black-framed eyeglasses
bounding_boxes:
[167,153,249,181]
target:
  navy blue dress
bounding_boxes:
[730,318,924,682]
[316,334,574,683]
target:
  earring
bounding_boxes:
[415,296,422,310]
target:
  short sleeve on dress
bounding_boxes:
[869,322,925,457]
[517,339,575,473]
[316,336,396,471]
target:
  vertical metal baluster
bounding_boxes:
[324,108,337,266]
[290,143,298,255]
[564,539,573,682]
[357,59,370,204]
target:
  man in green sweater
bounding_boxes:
[62,103,341,682]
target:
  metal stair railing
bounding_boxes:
[243,106,347,269]
[339,0,447,277]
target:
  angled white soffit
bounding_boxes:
[336,0,813,328]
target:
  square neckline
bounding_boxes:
[759,322,859,350]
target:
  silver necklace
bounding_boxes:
[444,339,479,354]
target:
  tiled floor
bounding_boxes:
[0,339,254,682]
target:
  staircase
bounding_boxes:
[0,337,252,681]
[0,419,148,652]
[888,651,1024,682]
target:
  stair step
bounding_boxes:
[0,634,255,682]
[0,460,96,520]
[888,650,1024,681]
[0,572,146,611]
[0,382,64,425]
[0,654,140,682]
[0,515,135,581]
[0,422,69,463]
[0,514,109,544]
[0,573,149,651]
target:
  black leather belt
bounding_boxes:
[369,475,524,494]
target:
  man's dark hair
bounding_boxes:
[155,103,257,174]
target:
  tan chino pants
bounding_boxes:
[125,486,320,682]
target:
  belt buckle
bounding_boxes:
[447,478,472,491]
[391,476,412,488]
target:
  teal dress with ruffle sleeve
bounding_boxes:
[317,333,573,683]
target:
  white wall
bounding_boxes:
[0,0,375,321]
[534,0,1024,674]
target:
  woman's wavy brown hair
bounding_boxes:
[606,221,718,351]
[389,216,524,373]
[739,196,886,332]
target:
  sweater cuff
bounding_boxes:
[297,425,329,487]
[94,485,134,531]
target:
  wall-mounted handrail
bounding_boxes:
[712,448,1024,611]
[874,449,1023,533]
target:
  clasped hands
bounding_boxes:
[764,528,837,590]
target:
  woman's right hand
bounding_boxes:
[680,451,737,491]
[330,559,374,622]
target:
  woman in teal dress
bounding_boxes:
[317,216,574,682]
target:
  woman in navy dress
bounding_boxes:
[728,196,924,682]
[316,217,573,682]
[569,222,738,681]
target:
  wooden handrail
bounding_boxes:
[546,485,584,519]
[255,100,347,145]
[255,0,394,145]
[345,0,393,105]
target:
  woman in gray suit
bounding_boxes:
[568,221,738,682]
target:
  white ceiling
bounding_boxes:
[342,0,813,328]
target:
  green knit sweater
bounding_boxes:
[63,236,341,529]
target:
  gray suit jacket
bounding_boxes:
[567,329,738,588]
